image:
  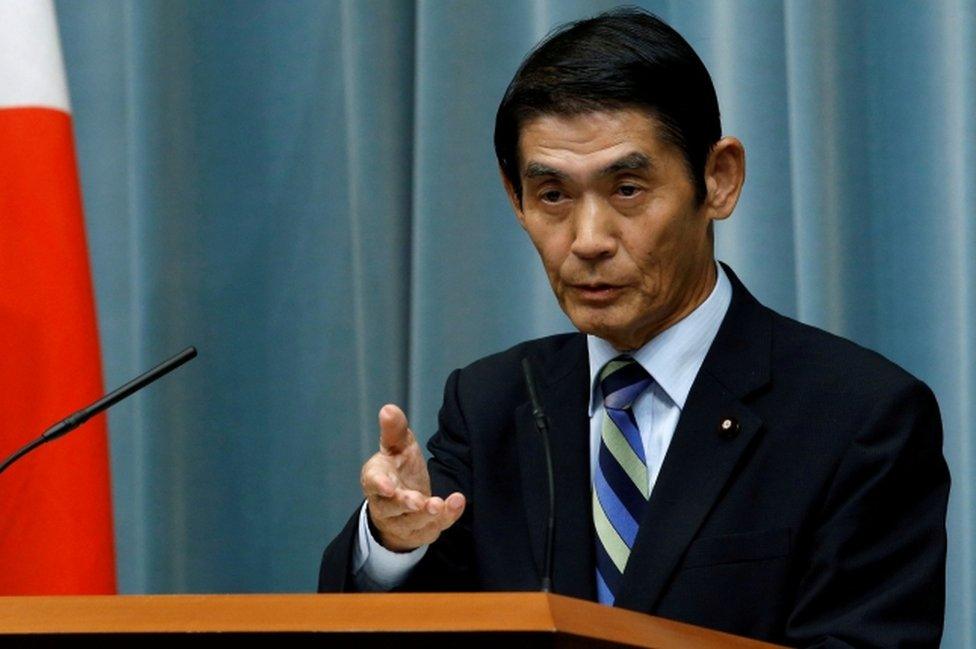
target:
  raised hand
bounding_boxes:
[360,404,466,552]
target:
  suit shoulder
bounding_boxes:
[442,332,582,415]
[767,309,933,401]
[455,332,580,379]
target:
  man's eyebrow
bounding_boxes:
[522,153,652,180]
[523,162,569,180]
[600,152,652,176]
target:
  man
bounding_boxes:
[319,9,949,647]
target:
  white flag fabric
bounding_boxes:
[0,0,70,111]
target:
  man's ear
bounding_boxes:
[499,166,527,228]
[703,137,746,221]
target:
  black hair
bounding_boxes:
[494,7,721,205]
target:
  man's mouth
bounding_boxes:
[569,283,624,302]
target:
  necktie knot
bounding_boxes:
[599,356,652,410]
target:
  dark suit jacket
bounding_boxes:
[319,267,949,647]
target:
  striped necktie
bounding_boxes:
[593,355,653,605]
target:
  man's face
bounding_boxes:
[509,109,722,350]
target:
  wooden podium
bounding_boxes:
[0,592,785,647]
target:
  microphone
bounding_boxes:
[521,357,555,593]
[0,346,198,476]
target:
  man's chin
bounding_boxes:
[566,313,627,346]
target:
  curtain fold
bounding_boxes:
[56,1,973,644]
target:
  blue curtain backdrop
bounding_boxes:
[55,1,972,644]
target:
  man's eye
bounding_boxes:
[616,184,641,198]
[541,190,564,203]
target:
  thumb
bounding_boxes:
[439,492,467,530]
[378,404,412,454]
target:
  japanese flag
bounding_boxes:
[0,0,116,593]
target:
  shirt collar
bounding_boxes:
[587,262,732,415]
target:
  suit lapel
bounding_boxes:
[614,267,773,612]
[515,334,595,601]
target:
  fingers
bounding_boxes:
[367,489,465,521]
[367,491,467,551]
[378,404,413,454]
[401,492,466,531]
[368,486,427,518]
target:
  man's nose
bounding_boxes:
[570,195,617,260]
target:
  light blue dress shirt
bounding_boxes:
[352,263,732,591]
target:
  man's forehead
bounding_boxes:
[519,108,662,139]
[516,109,667,177]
